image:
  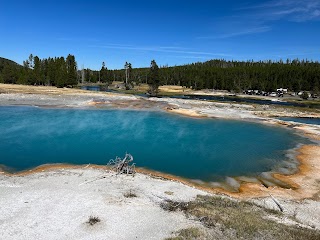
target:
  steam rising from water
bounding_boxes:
[0,106,310,183]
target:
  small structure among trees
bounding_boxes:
[300,91,310,100]
[107,153,136,175]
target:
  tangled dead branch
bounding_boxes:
[107,153,136,175]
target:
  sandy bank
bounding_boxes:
[0,168,207,240]
[1,165,319,238]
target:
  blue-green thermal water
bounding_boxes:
[279,117,320,125]
[0,106,309,182]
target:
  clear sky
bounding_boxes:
[1,0,320,70]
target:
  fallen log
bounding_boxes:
[269,193,284,212]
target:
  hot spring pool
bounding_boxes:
[0,106,309,182]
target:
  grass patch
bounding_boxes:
[158,92,186,97]
[87,216,101,226]
[123,190,137,198]
[160,199,189,212]
[165,227,204,240]
[161,195,320,239]
[115,89,146,95]
[165,191,174,195]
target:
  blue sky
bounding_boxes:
[1,0,320,69]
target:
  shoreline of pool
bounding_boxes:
[0,84,320,200]
[1,141,319,200]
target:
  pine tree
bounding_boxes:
[33,56,41,85]
[148,60,160,96]
[55,57,67,87]
[100,61,110,86]
[66,54,77,86]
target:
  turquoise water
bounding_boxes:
[0,106,308,181]
[279,117,320,125]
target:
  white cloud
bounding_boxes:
[198,26,271,39]
[89,44,231,57]
[248,0,320,22]
[198,0,320,42]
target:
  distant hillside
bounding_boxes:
[0,57,21,70]
[0,57,23,84]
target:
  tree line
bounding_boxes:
[101,59,320,93]
[0,54,77,87]
[1,55,320,93]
